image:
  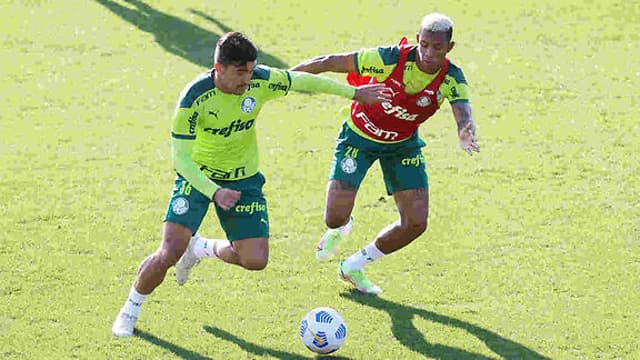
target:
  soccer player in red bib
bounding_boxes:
[291,13,480,294]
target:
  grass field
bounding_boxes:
[1,0,639,359]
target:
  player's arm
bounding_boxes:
[171,108,220,199]
[287,70,390,104]
[171,136,240,210]
[451,102,479,155]
[444,65,478,155]
[289,52,357,74]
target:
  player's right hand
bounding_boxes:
[213,188,241,210]
[354,83,392,104]
[458,122,480,155]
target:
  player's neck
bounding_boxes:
[416,62,441,75]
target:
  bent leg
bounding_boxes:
[324,180,357,228]
[375,188,429,254]
[315,180,358,261]
[216,237,269,270]
[113,221,192,336]
[114,175,209,336]
[135,221,192,294]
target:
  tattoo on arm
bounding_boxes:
[290,56,324,73]
[291,53,356,74]
[451,102,475,133]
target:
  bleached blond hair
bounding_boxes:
[420,13,454,41]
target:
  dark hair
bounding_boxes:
[214,32,258,66]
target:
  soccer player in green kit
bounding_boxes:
[291,13,480,294]
[112,32,391,337]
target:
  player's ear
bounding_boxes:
[447,41,455,52]
[214,63,222,72]
[416,33,420,43]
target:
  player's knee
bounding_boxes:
[240,256,268,271]
[154,249,181,269]
[404,217,428,236]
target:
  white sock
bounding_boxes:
[337,216,353,236]
[121,285,147,318]
[342,242,385,271]
[192,235,223,259]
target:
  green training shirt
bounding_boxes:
[171,66,355,199]
[355,45,469,104]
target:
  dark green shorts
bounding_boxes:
[164,172,269,241]
[329,123,428,194]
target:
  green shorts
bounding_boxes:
[329,123,428,194]
[164,172,269,241]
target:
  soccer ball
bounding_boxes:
[299,307,347,354]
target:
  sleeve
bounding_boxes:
[258,67,292,102]
[171,107,220,199]
[288,71,355,99]
[355,46,398,82]
[443,64,470,104]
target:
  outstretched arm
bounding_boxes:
[451,102,480,155]
[290,52,357,74]
[288,71,390,104]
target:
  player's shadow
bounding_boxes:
[136,329,213,360]
[94,0,288,68]
[341,291,551,360]
[204,325,353,360]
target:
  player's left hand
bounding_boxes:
[353,83,393,104]
[459,122,480,155]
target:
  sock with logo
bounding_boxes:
[342,241,385,271]
[192,236,223,259]
[121,285,147,318]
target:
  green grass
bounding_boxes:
[1,0,639,358]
